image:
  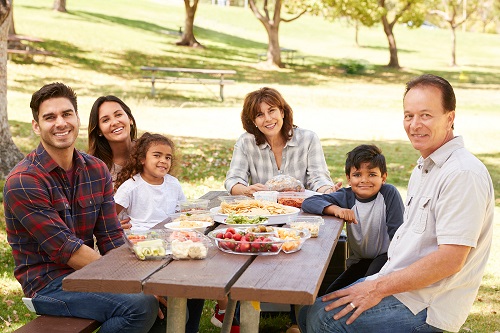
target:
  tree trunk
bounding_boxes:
[381,15,400,68]
[53,0,67,13]
[176,0,203,48]
[355,21,359,47]
[0,5,24,179]
[450,25,457,66]
[266,22,282,68]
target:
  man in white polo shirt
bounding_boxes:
[298,74,494,333]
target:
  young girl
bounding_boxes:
[114,132,185,232]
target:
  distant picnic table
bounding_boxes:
[7,34,54,61]
[140,66,237,101]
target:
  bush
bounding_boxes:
[336,58,370,74]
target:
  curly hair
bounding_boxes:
[88,95,137,170]
[241,87,294,146]
[114,132,177,191]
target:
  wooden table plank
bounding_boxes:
[62,245,170,294]
[143,245,254,300]
[230,215,343,305]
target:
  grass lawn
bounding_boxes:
[1,0,499,331]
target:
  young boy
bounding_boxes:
[302,144,404,293]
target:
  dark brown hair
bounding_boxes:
[88,96,137,170]
[114,132,177,191]
[30,82,78,121]
[241,87,294,145]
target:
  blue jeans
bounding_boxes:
[298,281,442,333]
[32,274,158,333]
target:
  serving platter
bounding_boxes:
[164,221,212,232]
[209,206,300,225]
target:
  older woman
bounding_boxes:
[223,87,340,333]
[225,87,339,196]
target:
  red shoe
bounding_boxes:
[210,304,224,328]
[211,304,240,332]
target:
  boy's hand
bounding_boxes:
[332,207,357,224]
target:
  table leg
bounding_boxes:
[221,294,237,333]
[167,297,186,333]
[240,300,260,333]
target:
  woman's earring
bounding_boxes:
[98,133,103,137]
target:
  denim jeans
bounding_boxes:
[32,274,158,333]
[298,283,443,333]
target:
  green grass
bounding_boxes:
[2,0,500,331]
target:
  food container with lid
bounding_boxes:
[286,216,324,238]
[124,230,171,260]
[218,195,251,203]
[277,192,313,208]
[179,199,210,212]
[253,190,279,203]
[168,230,211,260]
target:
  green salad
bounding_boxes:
[225,214,269,225]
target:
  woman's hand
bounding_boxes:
[120,217,132,229]
[318,182,342,194]
[231,183,268,197]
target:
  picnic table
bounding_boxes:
[140,67,236,101]
[7,34,54,61]
[62,191,344,333]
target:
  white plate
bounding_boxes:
[209,206,300,225]
[164,221,212,232]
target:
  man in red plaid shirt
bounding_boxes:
[3,83,158,333]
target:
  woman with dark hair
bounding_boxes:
[225,87,339,196]
[88,95,138,184]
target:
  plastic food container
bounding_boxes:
[124,230,171,260]
[179,199,210,212]
[287,216,324,238]
[218,195,251,203]
[208,227,283,255]
[277,192,313,208]
[167,210,214,231]
[276,228,311,253]
[169,230,211,260]
[253,191,279,203]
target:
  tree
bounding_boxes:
[177,0,203,47]
[53,0,67,13]
[0,0,24,179]
[430,0,481,66]
[323,0,428,68]
[248,0,311,68]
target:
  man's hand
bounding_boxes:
[322,279,383,325]
[155,295,168,319]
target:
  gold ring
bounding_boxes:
[349,302,356,309]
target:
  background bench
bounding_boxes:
[140,66,236,101]
[14,315,100,333]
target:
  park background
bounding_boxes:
[1,0,499,331]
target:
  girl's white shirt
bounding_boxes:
[114,173,186,231]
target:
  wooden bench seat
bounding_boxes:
[14,315,100,333]
[7,48,54,61]
[140,66,237,101]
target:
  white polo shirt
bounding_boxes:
[368,136,494,332]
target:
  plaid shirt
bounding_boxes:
[224,127,333,192]
[3,143,124,297]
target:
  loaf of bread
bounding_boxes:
[265,175,305,192]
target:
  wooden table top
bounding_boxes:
[63,190,343,309]
[230,214,343,305]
